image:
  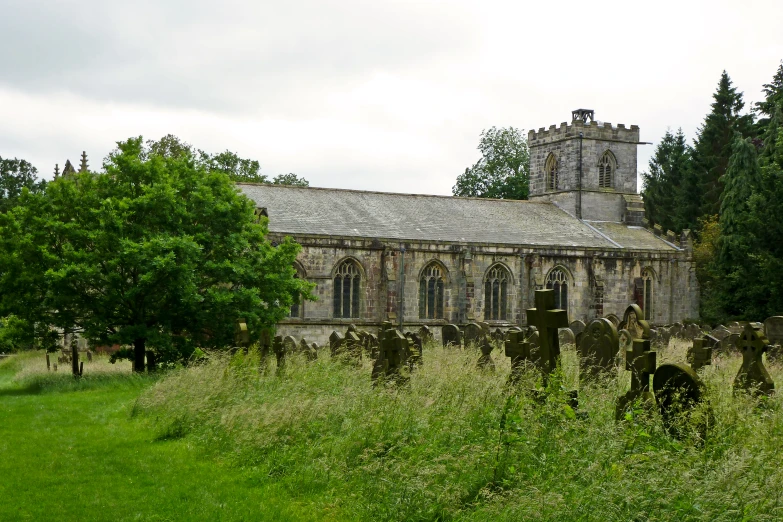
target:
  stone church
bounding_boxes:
[238,110,699,342]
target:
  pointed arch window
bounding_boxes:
[545,267,569,312]
[642,269,654,321]
[484,265,510,321]
[546,153,559,191]
[419,262,445,319]
[598,151,616,188]
[289,269,304,318]
[333,260,361,318]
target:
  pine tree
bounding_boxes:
[641,129,692,232]
[692,71,754,218]
[755,61,783,121]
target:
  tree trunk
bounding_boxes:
[71,343,80,377]
[133,338,146,373]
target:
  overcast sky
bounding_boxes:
[1,0,781,195]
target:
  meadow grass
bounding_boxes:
[133,340,783,521]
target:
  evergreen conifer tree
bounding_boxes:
[692,71,754,218]
[641,129,692,232]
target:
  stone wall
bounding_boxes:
[273,233,698,345]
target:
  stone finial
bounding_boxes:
[653,224,663,237]
[665,230,677,243]
[79,151,89,173]
[680,230,693,251]
[54,164,60,178]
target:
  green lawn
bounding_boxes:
[0,354,347,522]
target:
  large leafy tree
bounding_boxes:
[691,71,754,218]
[0,137,311,369]
[0,156,45,213]
[641,129,692,232]
[453,127,530,200]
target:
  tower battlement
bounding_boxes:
[528,120,640,144]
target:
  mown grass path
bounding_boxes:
[0,357,345,522]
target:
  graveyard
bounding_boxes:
[3,293,783,521]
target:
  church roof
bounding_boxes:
[237,184,677,252]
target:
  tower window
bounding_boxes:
[333,259,361,318]
[419,262,445,319]
[484,264,510,321]
[598,151,616,188]
[545,267,569,313]
[546,153,558,191]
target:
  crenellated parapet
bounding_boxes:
[528,120,641,145]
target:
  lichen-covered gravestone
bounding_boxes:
[526,288,569,385]
[569,320,586,347]
[329,331,344,357]
[558,328,576,347]
[687,336,716,372]
[764,316,783,345]
[406,332,423,367]
[372,322,411,383]
[605,314,620,328]
[505,328,539,384]
[653,363,709,439]
[615,305,657,420]
[464,323,482,347]
[418,325,433,345]
[299,338,317,361]
[721,332,740,352]
[734,324,775,396]
[578,318,619,380]
[442,324,461,348]
[618,329,633,352]
[344,331,363,361]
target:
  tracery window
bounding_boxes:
[419,262,445,319]
[598,150,616,188]
[546,267,569,312]
[546,153,559,191]
[484,264,510,321]
[333,259,361,318]
[289,271,303,318]
[642,269,654,321]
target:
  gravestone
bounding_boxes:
[300,338,317,361]
[273,335,286,371]
[684,323,702,341]
[282,335,298,355]
[615,306,656,420]
[656,326,671,348]
[558,328,575,347]
[492,328,505,342]
[710,325,731,342]
[687,336,715,372]
[734,324,775,396]
[720,332,740,352]
[569,320,586,339]
[618,329,633,352]
[344,331,363,360]
[329,331,345,356]
[464,323,482,346]
[476,337,495,371]
[764,316,783,346]
[406,332,423,367]
[259,329,272,363]
[442,324,461,348]
[653,363,708,439]
[505,329,539,384]
[526,289,569,385]
[727,322,742,335]
[418,325,434,345]
[619,305,647,340]
[372,323,411,383]
[578,318,619,380]
[605,314,620,328]
[235,318,250,351]
[669,322,684,339]
[367,333,379,358]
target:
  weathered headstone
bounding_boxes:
[282,335,298,355]
[687,336,716,372]
[684,323,702,341]
[653,363,708,439]
[505,328,539,384]
[669,322,684,339]
[578,318,619,380]
[727,322,742,335]
[764,316,783,346]
[720,332,740,352]
[620,305,647,340]
[734,324,775,396]
[406,332,423,367]
[464,323,482,346]
[344,331,363,360]
[618,329,633,352]
[569,320,586,339]
[273,335,285,371]
[329,331,345,356]
[235,318,250,351]
[605,314,620,328]
[418,325,434,345]
[492,328,505,342]
[372,323,411,383]
[558,328,576,347]
[710,325,731,342]
[442,324,461,348]
[526,289,569,385]
[300,338,317,361]
[615,307,656,420]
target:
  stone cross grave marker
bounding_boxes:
[653,363,708,439]
[442,324,461,348]
[372,322,411,383]
[615,305,656,420]
[578,318,619,380]
[505,328,539,385]
[734,324,775,396]
[687,335,717,372]
[526,289,569,385]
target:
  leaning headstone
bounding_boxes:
[720,332,740,352]
[684,323,702,341]
[476,337,495,371]
[273,335,286,371]
[578,318,619,380]
[418,325,434,345]
[710,325,731,342]
[329,331,345,356]
[464,323,482,346]
[300,338,317,361]
[734,324,775,396]
[764,316,783,346]
[615,307,656,420]
[406,332,423,367]
[654,363,708,439]
[669,323,684,339]
[526,289,569,386]
[442,324,461,348]
[727,322,742,335]
[687,336,715,372]
[344,331,363,360]
[492,328,505,342]
[372,324,411,383]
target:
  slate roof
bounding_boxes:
[237,184,677,252]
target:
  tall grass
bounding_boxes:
[135,341,783,521]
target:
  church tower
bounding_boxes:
[528,109,646,225]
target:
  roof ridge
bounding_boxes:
[235,182,549,204]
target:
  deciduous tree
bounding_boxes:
[453,127,529,200]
